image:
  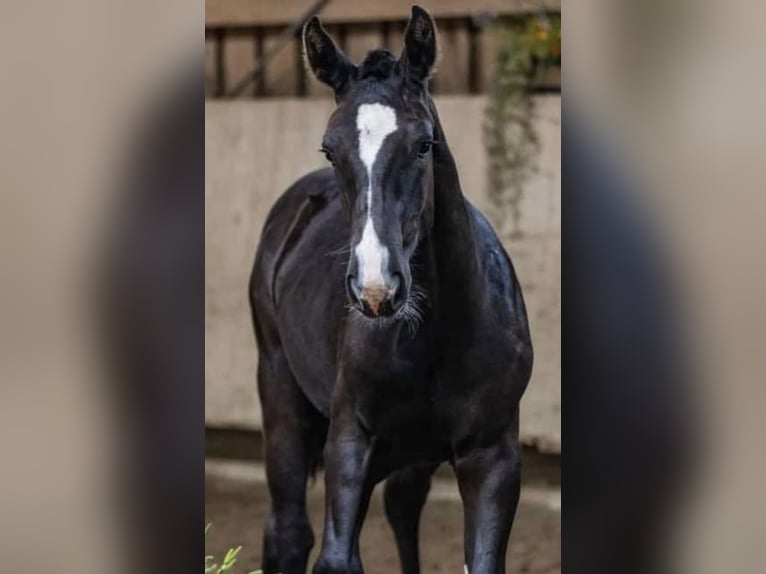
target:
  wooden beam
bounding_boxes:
[206,0,560,28]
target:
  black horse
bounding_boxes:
[249,7,533,574]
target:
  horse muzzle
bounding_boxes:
[347,273,405,318]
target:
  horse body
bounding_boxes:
[251,165,530,453]
[249,7,532,574]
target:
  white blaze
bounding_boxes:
[354,103,397,290]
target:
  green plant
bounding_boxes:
[484,14,560,239]
[205,524,262,574]
[525,14,561,68]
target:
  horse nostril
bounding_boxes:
[346,275,363,310]
[389,273,406,312]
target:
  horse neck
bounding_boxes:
[423,98,483,312]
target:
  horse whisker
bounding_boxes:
[341,279,429,338]
[326,244,352,257]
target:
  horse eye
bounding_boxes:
[320,147,335,165]
[417,140,433,157]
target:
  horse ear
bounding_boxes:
[400,5,438,87]
[303,17,355,95]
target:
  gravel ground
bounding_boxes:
[206,461,560,574]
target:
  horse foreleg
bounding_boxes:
[454,432,522,574]
[313,411,375,574]
[258,351,322,574]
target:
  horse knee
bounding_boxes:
[277,514,314,555]
[264,513,313,574]
[312,555,362,574]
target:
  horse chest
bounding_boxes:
[352,370,447,463]
[340,330,484,426]
[339,330,434,429]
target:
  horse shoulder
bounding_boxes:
[468,206,530,328]
[250,169,338,304]
[458,205,534,386]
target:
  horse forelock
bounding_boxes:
[356,49,398,81]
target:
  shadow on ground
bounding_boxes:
[206,461,560,574]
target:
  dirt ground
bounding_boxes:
[206,461,560,574]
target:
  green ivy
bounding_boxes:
[484,14,560,239]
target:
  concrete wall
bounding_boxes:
[205,95,560,452]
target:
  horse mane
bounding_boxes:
[357,49,399,80]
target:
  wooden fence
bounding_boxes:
[205,0,561,98]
